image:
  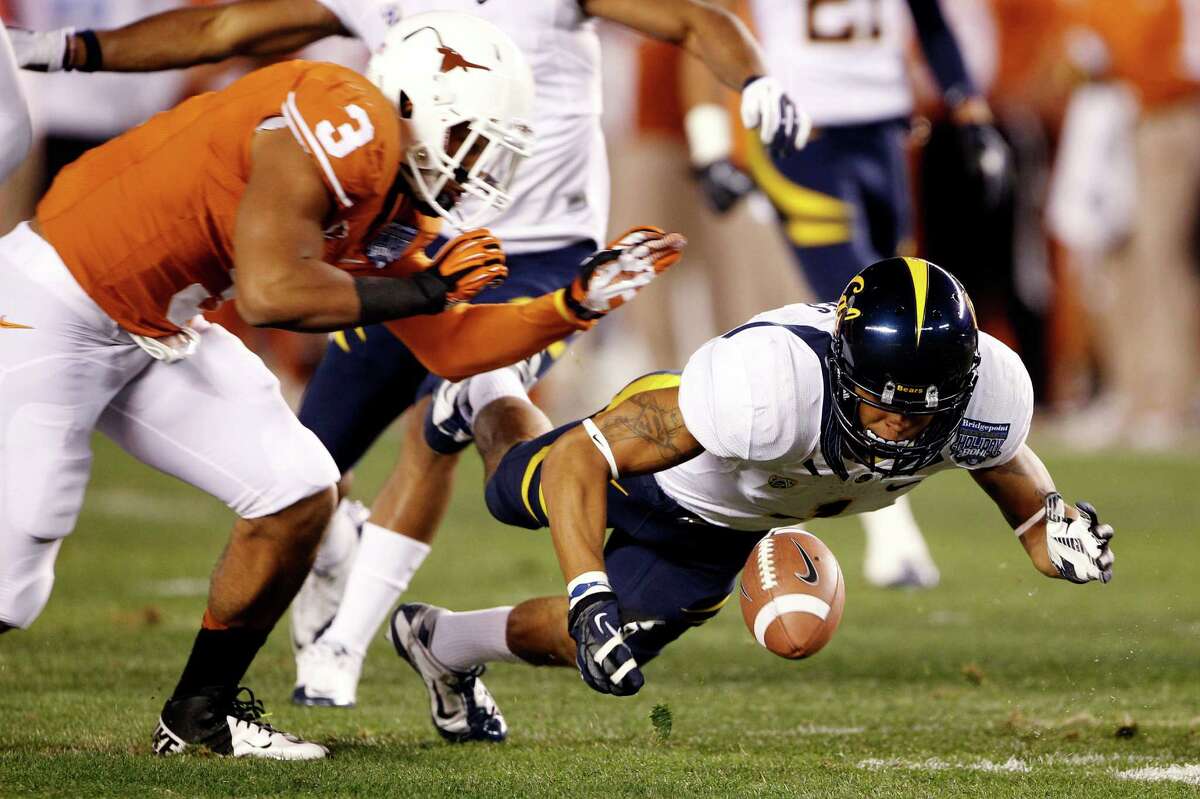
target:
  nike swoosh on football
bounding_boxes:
[0,316,33,329]
[791,539,819,585]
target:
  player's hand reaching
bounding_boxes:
[425,229,508,307]
[567,591,644,696]
[564,227,686,320]
[1043,493,1115,584]
[741,76,812,158]
[694,159,756,215]
[955,122,1013,212]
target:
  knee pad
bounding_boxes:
[237,419,340,520]
[5,402,91,540]
[0,537,63,629]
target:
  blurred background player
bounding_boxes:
[1043,1,1200,450]
[380,257,1113,736]
[0,23,31,181]
[677,0,1012,590]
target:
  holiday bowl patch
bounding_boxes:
[951,418,1010,466]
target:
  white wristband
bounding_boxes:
[1013,506,1046,538]
[581,417,619,480]
[567,570,611,610]
[684,103,733,168]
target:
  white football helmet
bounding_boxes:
[367,12,535,230]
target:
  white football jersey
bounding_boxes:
[314,0,607,252]
[658,303,1034,531]
[747,0,915,126]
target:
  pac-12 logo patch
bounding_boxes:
[366,222,419,268]
[768,474,796,489]
[952,418,1010,465]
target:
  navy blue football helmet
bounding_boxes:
[828,257,980,476]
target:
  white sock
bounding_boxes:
[465,367,527,426]
[311,498,360,574]
[321,522,430,657]
[861,496,931,561]
[429,606,522,671]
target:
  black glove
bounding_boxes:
[693,158,755,214]
[954,123,1014,214]
[567,592,644,696]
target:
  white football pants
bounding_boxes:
[0,223,339,629]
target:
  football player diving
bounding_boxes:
[8,0,813,716]
[384,257,1114,739]
[683,0,1015,590]
[0,14,683,760]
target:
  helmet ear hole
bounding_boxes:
[399,91,414,119]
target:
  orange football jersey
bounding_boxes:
[37,60,440,337]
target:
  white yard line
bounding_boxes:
[857,757,1031,774]
[1114,765,1200,786]
[141,578,210,598]
[857,753,1168,776]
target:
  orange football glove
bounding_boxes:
[565,226,687,320]
[427,229,509,307]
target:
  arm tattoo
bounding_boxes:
[599,392,690,461]
[975,449,1054,528]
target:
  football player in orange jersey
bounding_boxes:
[0,13,683,759]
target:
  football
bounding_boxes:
[739,529,846,659]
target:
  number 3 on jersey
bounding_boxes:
[315,104,375,159]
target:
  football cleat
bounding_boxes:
[388,603,507,743]
[424,355,543,455]
[153,687,327,760]
[290,499,369,654]
[292,639,363,708]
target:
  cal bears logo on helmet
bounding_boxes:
[835,275,864,327]
[827,257,980,476]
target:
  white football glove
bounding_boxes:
[1042,493,1115,584]
[8,27,73,72]
[564,228,686,319]
[740,76,812,157]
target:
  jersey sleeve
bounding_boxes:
[951,333,1034,470]
[677,325,823,463]
[280,65,400,211]
[384,291,592,381]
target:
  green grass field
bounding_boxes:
[1,433,1197,797]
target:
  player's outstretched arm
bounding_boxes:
[234,129,481,332]
[588,0,809,158]
[539,387,704,695]
[9,0,343,73]
[386,227,685,381]
[971,445,1115,584]
[906,0,1012,209]
[584,0,761,91]
[0,26,32,182]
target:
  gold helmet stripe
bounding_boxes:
[903,257,929,347]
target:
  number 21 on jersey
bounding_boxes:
[805,0,884,43]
